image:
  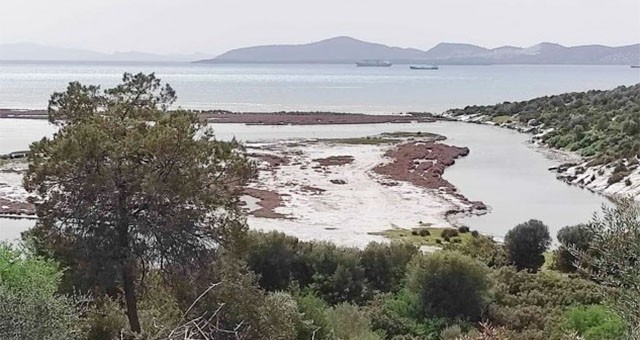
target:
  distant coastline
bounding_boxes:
[0,109,438,125]
[198,36,640,65]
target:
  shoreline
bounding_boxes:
[436,111,640,200]
[0,109,438,125]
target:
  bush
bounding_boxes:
[166,253,300,340]
[406,251,490,321]
[440,324,463,340]
[458,226,470,233]
[361,242,418,293]
[441,229,460,239]
[326,303,382,340]
[471,230,479,238]
[0,244,84,340]
[487,267,602,337]
[556,305,624,340]
[554,224,593,273]
[435,239,442,244]
[504,220,551,272]
[245,231,301,291]
[418,229,430,237]
[366,290,446,339]
[294,293,334,340]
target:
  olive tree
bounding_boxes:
[406,251,490,321]
[504,219,551,272]
[571,198,640,338]
[24,73,252,333]
[554,224,593,273]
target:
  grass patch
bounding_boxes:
[369,227,475,247]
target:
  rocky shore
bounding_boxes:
[437,110,640,200]
[0,160,34,218]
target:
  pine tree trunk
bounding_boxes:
[122,260,141,334]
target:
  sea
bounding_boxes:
[0,62,638,113]
[1,62,638,243]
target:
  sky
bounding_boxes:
[1,0,639,56]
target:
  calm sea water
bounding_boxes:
[0,62,638,113]
[0,119,609,242]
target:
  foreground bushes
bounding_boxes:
[245,231,417,304]
[0,244,84,340]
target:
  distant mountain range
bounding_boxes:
[200,36,640,65]
[0,43,214,62]
[2,38,639,64]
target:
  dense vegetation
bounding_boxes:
[448,84,640,163]
[2,74,637,339]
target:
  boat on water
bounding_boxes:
[356,60,392,67]
[410,65,439,70]
[631,65,640,69]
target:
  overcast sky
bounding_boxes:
[2,0,639,55]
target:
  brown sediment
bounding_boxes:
[300,185,326,195]
[203,111,435,125]
[243,188,288,219]
[0,198,35,216]
[373,141,487,211]
[0,109,436,125]
[312,155,354,167]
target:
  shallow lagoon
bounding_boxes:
[0,119,608,243]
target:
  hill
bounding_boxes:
[444,84,640,197]
[0,43,213,62]
[199,37,640,65]
[204,36,425,64]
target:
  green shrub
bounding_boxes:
[458,226,470,233]
[245,231,301,291]
[440,324,463,340]
[0,244,84,340]
[406,251,490,321]
[361,242,418,293]
[326,303,382,340]
[418,229,430,237]
[294,293,334,340]
[441,229,459,238]
[557,305,624,340]
[554,224,593,273]
[488,267,602,337]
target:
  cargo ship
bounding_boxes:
[410,65,439,70]
[356,60,392,67]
